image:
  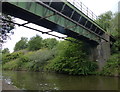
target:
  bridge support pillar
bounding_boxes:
[89,34,111,70]
[97,34,111,70]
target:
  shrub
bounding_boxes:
[3,59,21,70]
[3,55,31,71]
[100,53,120,76]
[46,38,98,75]
[42,38,58,49]
[19,55,30,63]
[47,56,98,75]
[2,51,24,64]
[28,49,56,71]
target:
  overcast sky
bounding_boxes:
[3,0,120,52]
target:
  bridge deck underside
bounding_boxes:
[44,2,104,35]
[2,1,107,45]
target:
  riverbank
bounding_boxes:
[2,80,21,90]
[2,42,120,77]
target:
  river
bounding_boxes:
[2,71,119,91]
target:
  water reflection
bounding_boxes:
[2,71,118,90]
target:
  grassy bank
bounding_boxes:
[2,37,119,77]
[2,50,119,77]
[2,48,56,72]
[2,38,99,76]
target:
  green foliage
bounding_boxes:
[28,35,43,51]
[1,14,15,43]
[19,55,30,63]
[111,40,120,54]
[96,11,119,37]
[42,38,58,49]
[14,37,28,51]
[28,49,56,71]
[100,53,120,76]
[2,51,32,71]
[46,38,98,75]
[56,39,88,58]
[47,57,98,75]
[110,13,120,54]
[2,51,24,64]
[109,13,119,36]
[3,59,21,70]
[3,57,29,71]
[96,11,113,31]
[2,48,10,54]
[2,48,56,71]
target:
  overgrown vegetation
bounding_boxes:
[2,36,98,75]
[100,53,120,76]
[3,49,57,71]
[2,51,24,64]
[46,38,98,75]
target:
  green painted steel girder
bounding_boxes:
[7,1,101,42]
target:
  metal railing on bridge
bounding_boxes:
[67,0,98,21]
[38,0,98,21]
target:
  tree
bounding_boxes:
[1,14,15,43]
[42,38,58,49]
[109,13,119,36]
[28,35,43,51]
[96,11,113,32]
[2,48,10,54]
[14,37,28,51]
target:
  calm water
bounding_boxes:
[2,71,119,90]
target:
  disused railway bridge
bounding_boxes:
[2,0,115,69]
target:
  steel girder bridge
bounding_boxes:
[2,0,115,45]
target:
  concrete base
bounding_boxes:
[97,40,111,70]
[89,34,111,70]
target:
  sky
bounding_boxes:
[2,0,120,52]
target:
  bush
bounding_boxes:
[100,53,120,76]
[42,38,58,49]
[3,54,31,71]
[2,51,24,64]
[46,38,98,75]
[19,55,30,63]
[47,56,98,75]
[27,49,56,71]
[3,59,21,70]
[2,48,57,71]
[2,50,32,71]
